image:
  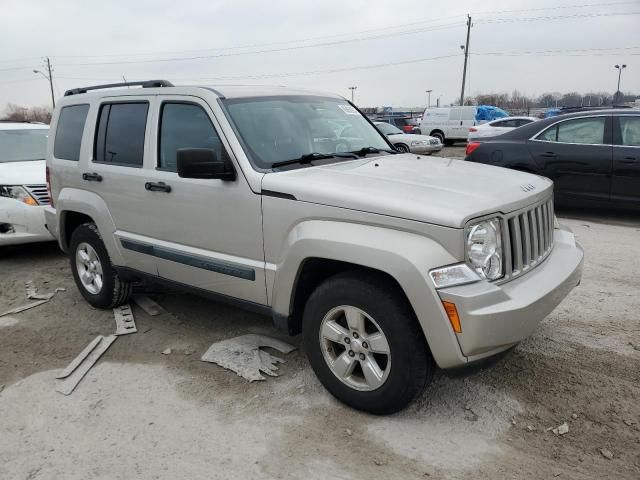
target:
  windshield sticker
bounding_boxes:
[338,104,359,115]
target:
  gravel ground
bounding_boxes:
[1,210,639,479]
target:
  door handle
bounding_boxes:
[540,152,557,158]
[145,181,172,193]
[82,172,103,182]
[621,157,637,164]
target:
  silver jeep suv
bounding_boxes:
[45,81,583,414]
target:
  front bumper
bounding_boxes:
[0,198,53,246]
[410,143,442,154]
[437,227,583,363]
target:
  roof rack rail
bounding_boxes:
[64,80,174,97]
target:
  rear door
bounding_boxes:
[611,114,640,206]
[528,115,612,202]
[447,108,463,138]
[87,96,159,275]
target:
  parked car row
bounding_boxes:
[465,109,640,209]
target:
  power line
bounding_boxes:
[0,1,636,66]
[479,11,640,24]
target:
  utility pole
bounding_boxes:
[33,57,55,109]
[348,86,357,104]
[425,89,432,107]
[460,15,472,107]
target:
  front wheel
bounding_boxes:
[394,143,410,153]
[303,271,433,414]
[69,222,132,309]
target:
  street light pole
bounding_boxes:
[614,64,627,104]
[33,57,55,109]
[425,89,432,107]
[348,86,357,104]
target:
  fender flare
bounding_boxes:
[270,220,466,368]
[56,188,125,265]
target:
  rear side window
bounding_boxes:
[557,117,605,145]
[158,103,225,172]
[516,119,534,127]
[618,116,640,146]
[536,117,605,145]
[54,104,89,161]
[94,102,148,166]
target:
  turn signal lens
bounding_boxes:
[442,301,462,333]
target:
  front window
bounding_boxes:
[222,96,390,169]
[0,128,48,163]
[375,122,403,135]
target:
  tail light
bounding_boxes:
[46,166,54,207]
[469,127,477,132]
[465,142,481,156]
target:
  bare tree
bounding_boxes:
[2,103,52,124]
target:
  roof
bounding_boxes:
[0,122,49,130]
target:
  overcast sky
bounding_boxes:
[1,0,638,110]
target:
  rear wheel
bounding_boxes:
[430,130,445,143]
[303,271,433,414]
[69,222,132,309]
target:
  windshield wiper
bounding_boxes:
[272,151,358,169]
[349,146,397,157]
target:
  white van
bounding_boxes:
[418,106,479,144]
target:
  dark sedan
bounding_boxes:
[465,109,640,209]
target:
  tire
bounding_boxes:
[430,130,445,143]
[303,271,433,414]
[395,143,410,153]
[69,222,132,309]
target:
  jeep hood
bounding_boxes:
[0,160,46,185]
[261,154,553,228]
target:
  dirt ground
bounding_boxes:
[1,208,639,479]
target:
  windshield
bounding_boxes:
[0,128,49,163]
[222,95,390,169]
[375,122,403,135]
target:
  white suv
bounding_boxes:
[0,122,53,246]
[45,81,583,413]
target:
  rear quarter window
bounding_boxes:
[54,104,90,161]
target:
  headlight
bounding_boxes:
[0,185,39,206]
[411,140,427,146]
[466,218,503,281]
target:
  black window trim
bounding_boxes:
[53,103,90,161]
[530,114,612,146]
[92,100,150,169]
[156,99,231,173]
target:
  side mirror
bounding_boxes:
[176,148,236,181]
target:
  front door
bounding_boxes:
[139,96,267,305]
[611,114,640,207]
[528,115,612,204]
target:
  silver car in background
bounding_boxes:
[374,121,442,154]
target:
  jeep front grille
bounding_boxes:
[502,196,554,281]
[25,184,50,205]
